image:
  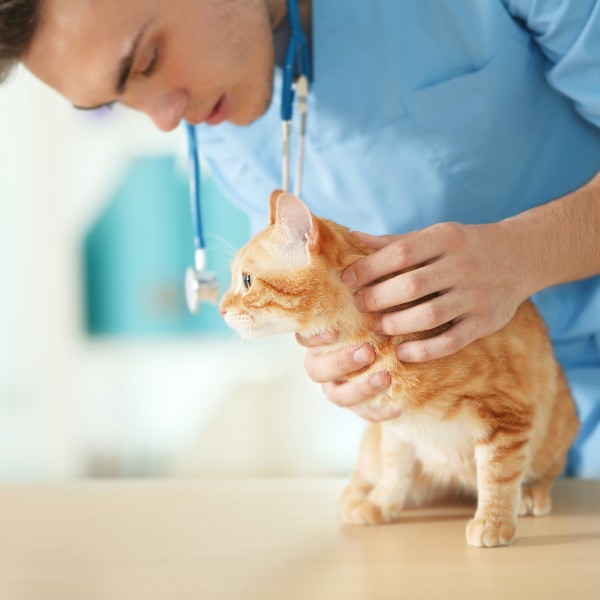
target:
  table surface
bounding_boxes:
[0,478,598,600]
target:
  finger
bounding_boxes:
[304,344,376,384]
[395,317,478,363]
[343,228,446,288]
[349,231,397,251]
[350,403,403,422]
[355,262,454,313]
[376,291,463,335]
[295,330,338,348]
[322,372,391,408]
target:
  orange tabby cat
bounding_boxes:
[220,190,579,547]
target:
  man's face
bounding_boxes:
[23,0,278,131]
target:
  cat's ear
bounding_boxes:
[269,189,285,225]
[270,190,319,252]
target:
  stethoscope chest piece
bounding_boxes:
[185,264,219,314]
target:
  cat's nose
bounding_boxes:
[219,309,227,316]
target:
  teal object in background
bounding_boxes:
[83,155,250,336]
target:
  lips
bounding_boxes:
[204,93,230,126]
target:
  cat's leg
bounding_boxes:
[519,478,554,516]
[466,432,529,548]
[339,423,381,525]
[520,372,579,517]
[340,424,416,525]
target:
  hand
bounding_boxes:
[296,331,398,422]
[344,221,530,362]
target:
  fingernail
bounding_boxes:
[396,346,411,361]
[370,372,390,388]
[353,346,372,364]
[342,269,357,287]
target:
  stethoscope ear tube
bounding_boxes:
[282,0,311,197]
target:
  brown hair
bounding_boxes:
[0,0,41,82]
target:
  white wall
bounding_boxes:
[0,69,365,481]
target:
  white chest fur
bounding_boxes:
[384,409,485,487]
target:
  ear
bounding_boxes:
[271,191,320,252]
[269,189,285,225]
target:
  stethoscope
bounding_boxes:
[185,0,312,314]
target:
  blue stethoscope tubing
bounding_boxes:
[185,121,205,252]
[184,0,311,313]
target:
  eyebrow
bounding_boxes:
[72,20,152,111]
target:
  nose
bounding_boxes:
[139,89,189,132]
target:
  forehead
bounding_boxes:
[22,0,154,104]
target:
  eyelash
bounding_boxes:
[141,47,159,77]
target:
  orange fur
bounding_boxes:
[220,191,579,547]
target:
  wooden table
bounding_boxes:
[0,479,598,600]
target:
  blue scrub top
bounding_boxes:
[199,0,600,476]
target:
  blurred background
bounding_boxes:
[0,67,365,481]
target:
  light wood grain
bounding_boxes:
[0,479,598,600]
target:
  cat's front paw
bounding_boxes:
[340,497,387,525]
[339,486,403,525]
[466,518,516,547]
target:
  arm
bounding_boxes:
[344,172,600,363]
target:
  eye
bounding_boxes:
[242,272,253,290]
[141,47,159,77]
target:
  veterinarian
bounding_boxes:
[2,0,600,476]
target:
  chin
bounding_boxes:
[233,320,297,340]
[230,81,274,126]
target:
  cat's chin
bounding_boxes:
[232,321,297,340]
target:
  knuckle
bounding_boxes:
[444,332,465,355]
[436,221,465,248]
[354,261,376,284]
[362,290,381,312]
[304,359,318,381]
[413,345,431,362]
[335,350,351,374]
[304,349,327,382]
[295,333,312,348]
[378,313,395,335]
[321,383,341,405]
[423,303,443,328]
[336,387,361,408]
[391,242,411,268]
[404,273,422,298]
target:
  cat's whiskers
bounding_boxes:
[205,234,239,262]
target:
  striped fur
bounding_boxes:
[220,192,579,547]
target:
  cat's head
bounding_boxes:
[220,190,369,340]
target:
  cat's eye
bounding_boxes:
[242,272,253,290]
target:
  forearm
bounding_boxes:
[500,171,600,299]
